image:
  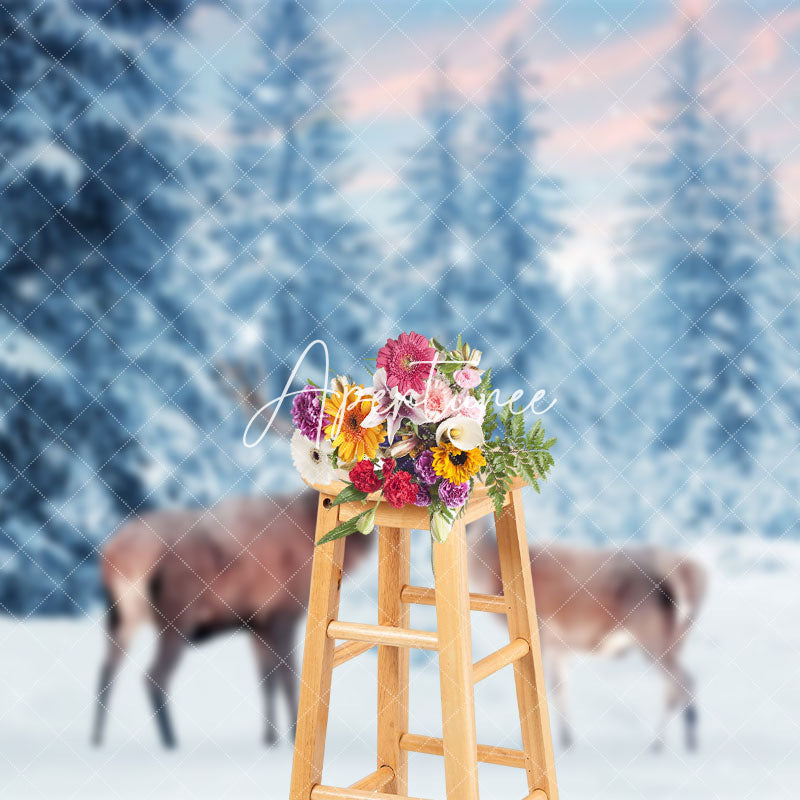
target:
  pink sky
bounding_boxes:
[328,0,800,281]
[342,1,800,173]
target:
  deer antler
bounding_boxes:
[214,358,295,438]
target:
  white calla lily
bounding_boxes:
[435,415,484,450]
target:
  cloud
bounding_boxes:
[547,107,652,165]
[344,0,545,119]
[739,8,800,73]
[538,23,676,98]
[485,0,544,46]
[341,0,800,188]
[345,4,677,123]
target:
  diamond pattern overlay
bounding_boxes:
[1,1,799,799]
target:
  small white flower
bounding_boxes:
[430,512,453,543]
[356,504,378,535]
[290,429,336,485]
[435,415,485,451]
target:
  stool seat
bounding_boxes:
[289,481,559,800]
[305,476,527,529]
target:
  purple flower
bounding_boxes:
[414,450,437,485]
[396,455,415,473]
[413,484,432,507]
[292,385,329,441]
[438,479,470,509]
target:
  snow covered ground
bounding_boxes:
[1,537,798,800]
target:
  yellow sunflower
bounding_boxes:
[431,442,486,484]
[324,384,384,463]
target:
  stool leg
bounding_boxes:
[495,490,559,800]
[377,526,411,794]
[289,496,346,800]
[433,518,480,800]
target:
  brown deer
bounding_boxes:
[92,491,373,748]
[92,364,374,748]
[473,535,707,751]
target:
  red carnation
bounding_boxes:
[383,470,417,509]
[381,458,396,478]
[349,459,382,493]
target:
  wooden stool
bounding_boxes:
[289,477,558,800]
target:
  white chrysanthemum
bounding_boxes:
[290,429,336,485]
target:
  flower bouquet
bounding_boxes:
[289,332,555,546]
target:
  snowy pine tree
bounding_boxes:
[473,42,567,380]
[214,0,377,397]
[396,65,472,339]
[0,0,224,614]
[736,157,800,537]
[629,25,781,532]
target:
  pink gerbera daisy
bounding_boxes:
[376,332,436,395]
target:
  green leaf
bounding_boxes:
[511,412,524,443]
[330,484,370,507]
[316,516,362,545]
[489,486,505,516]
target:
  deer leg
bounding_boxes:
[92,608,134,746]
[261,615,300,745]
[276,635,299,744]
[282,661,299,744]
[684,695,698,751]
[251,626,279,746]
[652,654,695,753]
[677,662,698,752]
[145,629,185,749]
[264,671,280,746]
[261,662,283,747]
[549,648,574,749]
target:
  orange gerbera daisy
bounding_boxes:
[324,383,385,463]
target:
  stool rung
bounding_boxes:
[348,765,394,791]
[399,733,527,769]
[291,488,559,800]
[311,786,430,800]
[400,585,507,614]
[332,639,375,667]
[327,620,438,650]
[473,637,530,684]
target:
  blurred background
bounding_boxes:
[1,0,799,798]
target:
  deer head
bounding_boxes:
[214,357,296,438]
